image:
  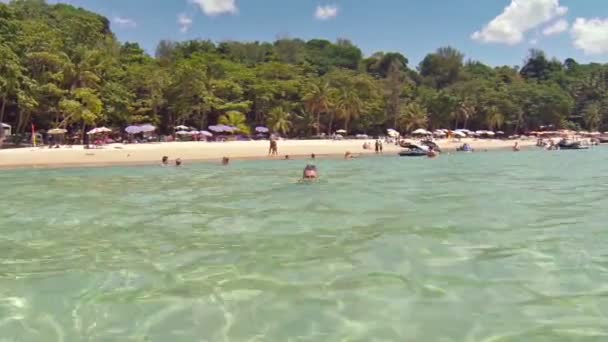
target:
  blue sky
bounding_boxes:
[52,0,608,67]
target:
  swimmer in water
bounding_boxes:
[222,157,229,165]
[302,164,318,181]
[161,156,169,166]
[175,158,182,167]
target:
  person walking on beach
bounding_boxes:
[269,138,278,156]
[375,140,380,154]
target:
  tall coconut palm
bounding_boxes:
[485,106,505,131]
[335,88,363,133]
[583,102,601,131]
[302,80,332,135]
[398,102,428,132]
[219,111,251,134]
[452,99,475,129]
[267,107,292,135]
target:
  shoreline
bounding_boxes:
[0,139,535,170]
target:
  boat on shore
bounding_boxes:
[557,139,589,150]
[398,142,429,157]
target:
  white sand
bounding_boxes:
[0,138,534,169]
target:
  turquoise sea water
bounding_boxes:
[1,148,608,341]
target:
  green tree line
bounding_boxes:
[1,0,608,141]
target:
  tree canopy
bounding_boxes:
[1,0,608,141]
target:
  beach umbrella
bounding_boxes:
[125,125,141,134]
[413,128,430,135]
[496,131,505,135]
[222,125,237,133]
[453,131,466,137]
[176,130,190,135]
[139,124,156,133]
[175,125,190,130]
[255,126,269,133]
[87,127,111,135]
[336,129,347,134]
[48,128,67,135]
[200,130,213,137]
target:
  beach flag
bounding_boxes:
[31,123,36,146]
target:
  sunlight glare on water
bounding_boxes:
[1,148,608,341]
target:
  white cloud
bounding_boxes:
[177,13,193,33]
[542,19,568,36]
[112,16,137,29]
[529,38,538,45]
[571,17,608,55]
[190,0,237,16]
[315,5,338,20]
[472,0,568,44]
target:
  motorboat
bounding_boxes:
[419,139,442,153]
[557,139,589,150]
[398,142,429,157]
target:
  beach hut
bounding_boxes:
[1,123,11,137]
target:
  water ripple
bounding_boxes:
[1,148,608,340]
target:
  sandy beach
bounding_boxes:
[0,138,535,169]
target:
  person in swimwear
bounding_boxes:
[302,164,318,181]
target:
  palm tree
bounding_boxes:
[398,102,428,132]
[302,81,332,135]
[219,111,251,134]
[335,88,363,133]
[485,106,505,131]
[583,102,601,131]
[267,107,292,135]
[452,99,475,129]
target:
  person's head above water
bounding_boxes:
[162,156,168,164]
[302,164,318,179]
[175,158,182,166]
